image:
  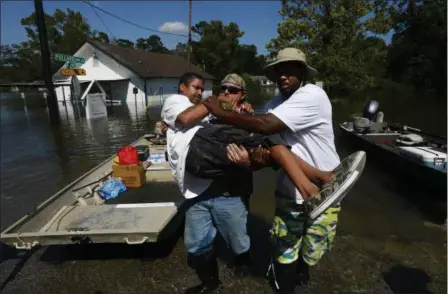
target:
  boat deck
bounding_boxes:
[1,137,185,248]
[43,204,178,233]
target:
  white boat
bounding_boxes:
[339,101,447,196]
[1,135,183,250]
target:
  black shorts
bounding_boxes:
[186,124,288,179]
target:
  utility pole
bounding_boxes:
[187,0,192,71]
[34,0,60,125]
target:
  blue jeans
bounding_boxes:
[184,194,250,255]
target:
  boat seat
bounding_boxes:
[369,122,387,133]
[375,111,384,123]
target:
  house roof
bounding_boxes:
[86,40,214,80]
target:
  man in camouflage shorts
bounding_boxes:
[203,48,342,293]
[269,194,341,289]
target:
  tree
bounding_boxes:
[0,45,23,82]
[92,31,111,44]
[191,20,244,80]
[114,38,135,48]
[387,0,446,95]
[172,42,188,59]
[136,35,169,53]
[267,0,392,95]
[20,8,93,55]
[0,8,109,82]
[236,45,265,75]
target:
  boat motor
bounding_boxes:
[362,100,379,121]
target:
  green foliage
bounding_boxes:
[135,35,170,53]
[387,0,446,96]
[1,8,107,82]
[190,20,244,80]
[171,42,188,59]
[114,38,134,48]
[235,45,266,76]
[188,20,267,84]
[267,0,392,96]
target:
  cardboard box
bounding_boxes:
[112,164,146,188]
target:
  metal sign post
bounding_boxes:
[71,76,82,103]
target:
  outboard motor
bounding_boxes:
[362,100,379,121]
[353,100,385,134]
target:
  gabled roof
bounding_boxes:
[86,40,214,80]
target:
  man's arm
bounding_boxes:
[269,145,317,200]
[203,96,287,134]
[226,144,271,170]
[176,103,209,126]
[227,143,318,199]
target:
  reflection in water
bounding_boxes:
[86,116,110,143]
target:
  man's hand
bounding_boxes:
[241,101,254,114]
[203,95,225,116]
[160,121,168,135]
[249,146,271,170]
[154,121,168,137]
[226,143,250,168]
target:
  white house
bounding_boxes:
[250,75,274,86]
[52,40,214,105]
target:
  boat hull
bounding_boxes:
[339,124,447,197]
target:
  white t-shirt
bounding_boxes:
[266,84,340,203]
[161,94,212,199]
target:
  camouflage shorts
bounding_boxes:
[269,197,341,266]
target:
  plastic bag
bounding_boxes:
[117,145,139,165]
[98,177,127,200]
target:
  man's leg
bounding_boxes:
[296,205,341,285]
[291,153,334,186]
[210,195,251,278]
[184,198,222,294]
[268,197,309,293]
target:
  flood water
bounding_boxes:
[0,90,446,229]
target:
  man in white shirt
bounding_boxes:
[162,73,255,294]
[204,48,341,293]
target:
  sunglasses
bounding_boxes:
[220,85,243,94]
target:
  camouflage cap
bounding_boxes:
[221,73,246,90]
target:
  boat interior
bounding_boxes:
[342,120,447,152]
[341,100,446,150]
[1,135,184,249]
[340,100,447,174]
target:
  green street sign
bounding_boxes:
[65,62,77,69]
[54,53,85,64]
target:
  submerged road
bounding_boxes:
[0,144,446,294]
